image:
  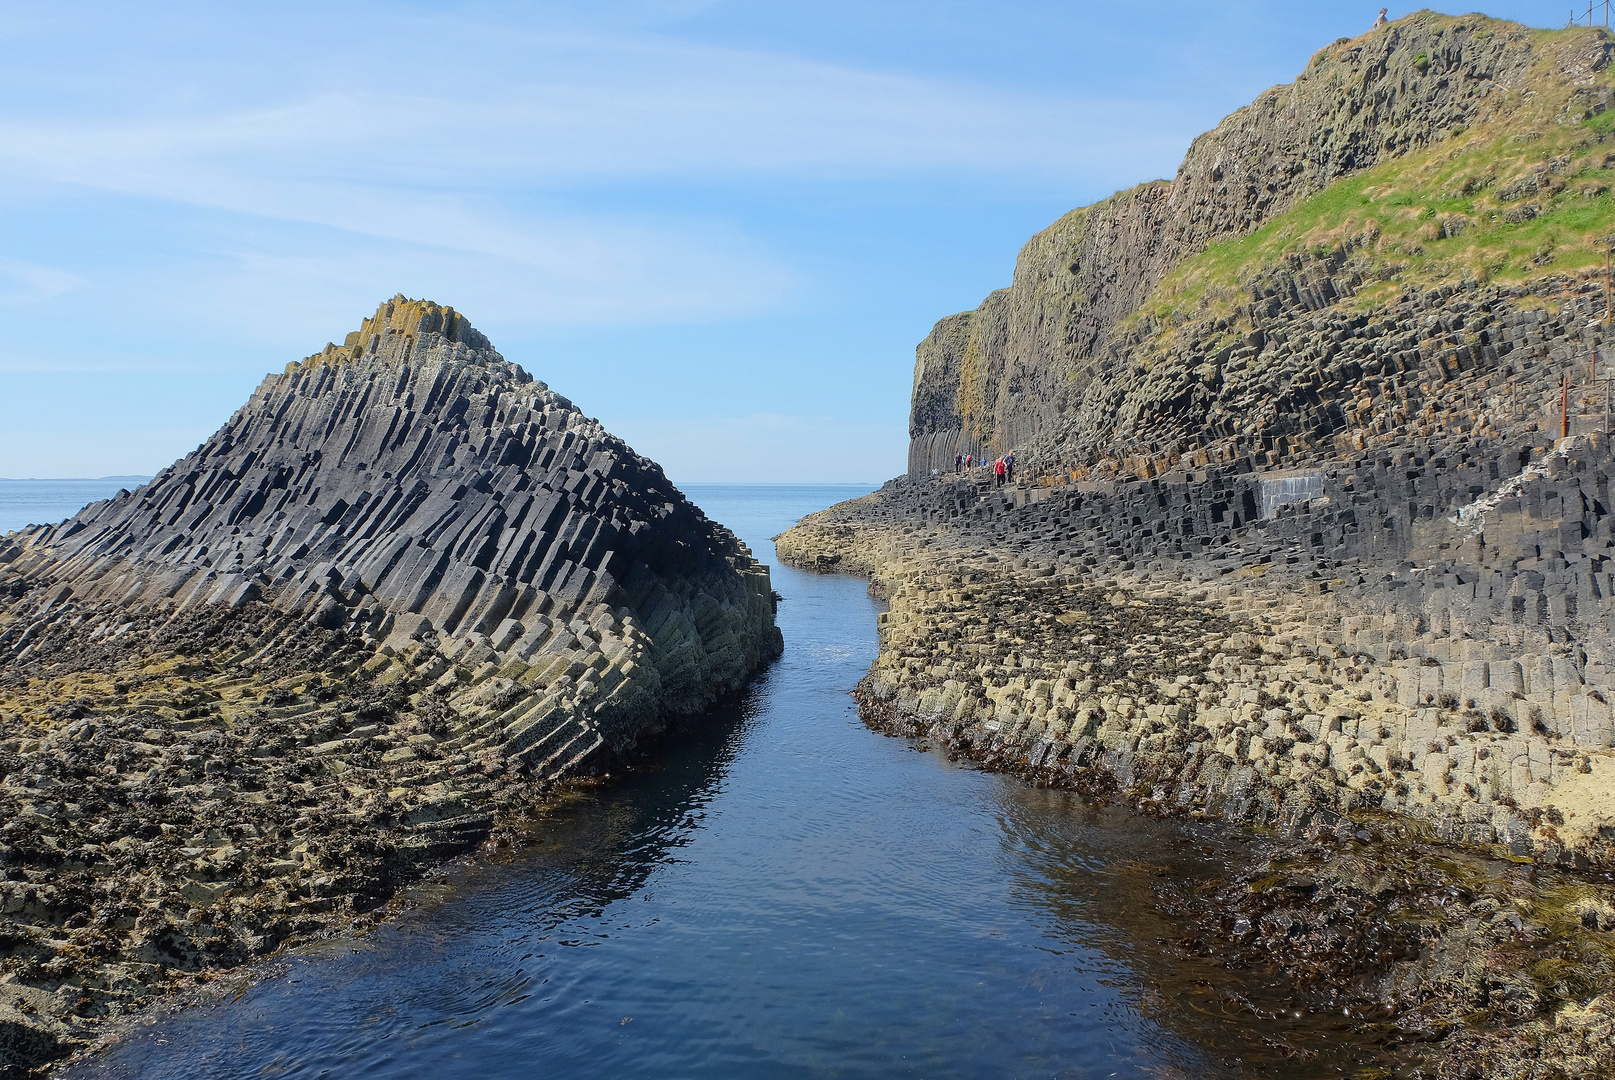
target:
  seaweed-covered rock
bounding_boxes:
[0,296,782,1068]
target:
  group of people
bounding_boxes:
[954,450,1015,486]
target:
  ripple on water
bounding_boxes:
[66,486,1382,1080]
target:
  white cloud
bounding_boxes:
[0,6,1192,362]
[0,17,1179,195]
[0,2,1203,378]
[0,256,82,308]
[0,7,1183,288]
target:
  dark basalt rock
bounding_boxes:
[2,295,781,772]
[904,14,1610,478]
[0,296,781,1070]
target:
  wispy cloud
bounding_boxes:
[0,13,1178,195]
[0,1,1212,478]
[0,256,82,308]
[0,6,1181,329]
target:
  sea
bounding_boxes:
[0,477,152,536]
[10,482,1378,1078]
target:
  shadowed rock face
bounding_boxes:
[1,295,782,773]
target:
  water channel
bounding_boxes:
[62,484,1380,1079]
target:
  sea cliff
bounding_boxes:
[784,13,1615,1076]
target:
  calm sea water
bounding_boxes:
[0,478,150,536]
[57,483,1377,1079]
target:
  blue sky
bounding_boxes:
[0,2,1564,483]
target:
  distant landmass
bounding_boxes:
[0,475,152,482]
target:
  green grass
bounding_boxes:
[1584,109,1615,136]
[1135,30,1615,331]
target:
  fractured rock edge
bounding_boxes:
[0,296,782,1074]
[851,12,1615,1074]
[907,14,1615,480]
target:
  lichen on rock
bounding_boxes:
[0,295,781,1070]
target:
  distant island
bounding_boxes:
[0,476,152,483]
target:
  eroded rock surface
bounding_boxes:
[811,16,1615,1073]
[907,14,1614,477]
[778,452,1615,1074]
[0,296,780,1072]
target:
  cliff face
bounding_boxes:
[800,16,1615,1072]
[909,13,1598,474]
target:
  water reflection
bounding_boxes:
[65,486,1382,1080]
[987,786,1382,1075]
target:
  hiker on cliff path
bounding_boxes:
[955,452,962,473]
[1005,451,1016,483]
[994,457,1006,487]
[965,454,972,469]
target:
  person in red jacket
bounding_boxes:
[994,457,1005,487]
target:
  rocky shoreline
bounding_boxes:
[0,298,782,1074]
[776,459,1615,1077]
[0,595,636,1074]
[766,13,1615,1076]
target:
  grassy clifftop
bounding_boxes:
[906,9,1608,475]
[1144,19,1615,326]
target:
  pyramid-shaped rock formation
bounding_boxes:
[0,297,781,1065]
[1,296,782,774]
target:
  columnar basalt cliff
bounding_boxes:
[908,14,1609,475]
[0,296,780,1071]
[787,13,1615,1077]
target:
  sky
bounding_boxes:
[0,1,1572,484]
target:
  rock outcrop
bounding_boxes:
[907,14,1607,475]
[789,13,1615,1076]
[782,429,1615,867]
[0,296,780,1071]
[778,437,1615,1077]
[3,296,780,769]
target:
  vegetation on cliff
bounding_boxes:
[906,12,1615,477]
[1146,21,1615,327]
[790,11,1615,1076]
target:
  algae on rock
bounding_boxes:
[0,295,782,1072]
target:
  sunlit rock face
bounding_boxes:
[1,295,783,773]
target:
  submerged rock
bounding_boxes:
[0,296,781,1071]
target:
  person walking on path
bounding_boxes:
[965,454,972,470]
[1005,451,1016,484]
[954,452,962,473]
[994,457,1006,487]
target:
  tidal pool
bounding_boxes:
[64,484,1376,1079]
